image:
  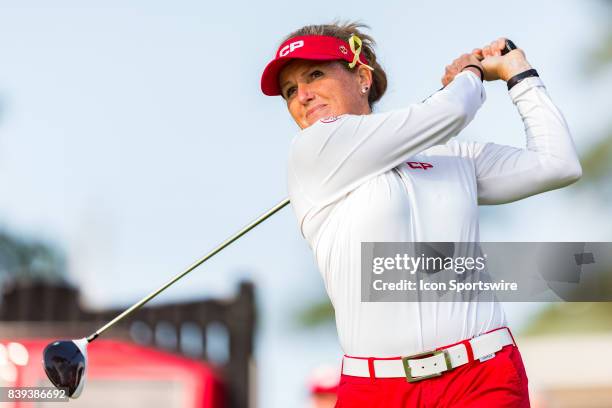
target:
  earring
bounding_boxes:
[361,86,369,94]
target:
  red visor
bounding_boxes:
[260,35,371,96]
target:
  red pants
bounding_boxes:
[335,344,530,407]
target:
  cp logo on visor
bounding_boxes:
[279,40,304,57]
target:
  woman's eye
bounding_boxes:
[285,87,296,98]
[310,70,323,79]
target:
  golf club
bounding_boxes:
[43,197,290,398]
[42,39,518,399]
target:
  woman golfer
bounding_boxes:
[261,22,581,407]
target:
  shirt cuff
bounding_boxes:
[459,69,482,82]
[455,70,487,104]
[509,76,545,101]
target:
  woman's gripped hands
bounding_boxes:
[471,38,533,82]
[441,53,485,87]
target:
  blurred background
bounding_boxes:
[0,0,611,407]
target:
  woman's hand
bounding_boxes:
[441,53,485,87]
[472,38,533,82]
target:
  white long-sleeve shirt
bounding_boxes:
[287,71,582,357]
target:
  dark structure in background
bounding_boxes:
[0,280,256,408]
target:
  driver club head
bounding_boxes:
[42,338,88,399]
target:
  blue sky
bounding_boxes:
[0,0,609,406]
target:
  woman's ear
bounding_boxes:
[357,64,373,90]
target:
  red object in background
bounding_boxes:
[309,365,339,408]
[311,383,339,395]
[0,338,226,408]
[309,365,340,395]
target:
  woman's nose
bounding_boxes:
[296,83,314,104]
